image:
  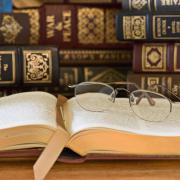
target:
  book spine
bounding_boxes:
[122,0,180,12]
[0,5,131,49]
[0,9,41,45]
[13,0,122,9]
[21,46,59,87]
[116,12,180,41]
[127,72,180,96]
[62,0,122,4]
[0,46,59,87]
[41,4,131,49]
[0,47,21,87]
[133,43,180,73]
[60,49,132,66]
[59,66,130,96]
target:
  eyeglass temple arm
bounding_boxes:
[135,92,156,106]
[68,84,77,88]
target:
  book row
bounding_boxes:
[0,66,179,97]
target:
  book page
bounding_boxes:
[0,92,57,129]
[63,94,180,136]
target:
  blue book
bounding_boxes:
[0,0,12,13]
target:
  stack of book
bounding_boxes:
[0,1,180,179]
[116,0,180,96]
[0,0,133,97]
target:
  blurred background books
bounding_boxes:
[0,0,179,97]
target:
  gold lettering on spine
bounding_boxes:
[153,15,180,39]
[62,10,71,42]
[160,0,180,5]
[162,20,167,35]
[45,10,72,42]
[59,50,132,65]
[0,51,16,84]
[46,15,55,38]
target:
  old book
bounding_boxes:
[1,90,180,179]
[60,49,132,66]
[127,72,180,96]
[116,11,180,41]
[133,43,180,73]
[41,4,130,49]
[59,66,130,96]
[13,0,122,8]
[0,46,59,87]
[0,4,131,49]
[122,0,180,12]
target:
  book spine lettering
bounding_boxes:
[116,12,180,41]
[122,0,180,12]
[60,50,132,66]
[0,5,131,49]
[42,4,131,49]
[133,43,180,73]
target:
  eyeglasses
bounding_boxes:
[69,82,180,122]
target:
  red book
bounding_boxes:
[0,4,131,49]
[133,43,180,73]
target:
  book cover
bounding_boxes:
[133,43,180,73]
[116,11,180,41]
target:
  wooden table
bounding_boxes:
[0,160,180,179]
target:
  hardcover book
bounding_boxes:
[59,66,130,96]
[60,49,132,66]
[133,43,180,73]
[0,4,131,49]
[41,4,130,49]
[13,0,122,8]
[127,72,180,96]
[0,91,180,179]
[0,46,59,87]
[116,11,180,41]
[122,0,180,12]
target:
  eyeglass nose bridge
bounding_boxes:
[110,88,130,102]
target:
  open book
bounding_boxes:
[0,91,180,179]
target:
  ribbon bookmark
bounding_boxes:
[33,127,70,180]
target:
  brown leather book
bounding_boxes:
[133,43,180,73]
[40,4,130,49]
[127,72,180,96]
[60,49,132,66]
[59,66,130,96]
[0,4,131,49]
[13,0,122,8]
[0,46,59,87]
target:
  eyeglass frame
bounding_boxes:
[69,81,180,122]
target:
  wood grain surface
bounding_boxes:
[0,160,180,179]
